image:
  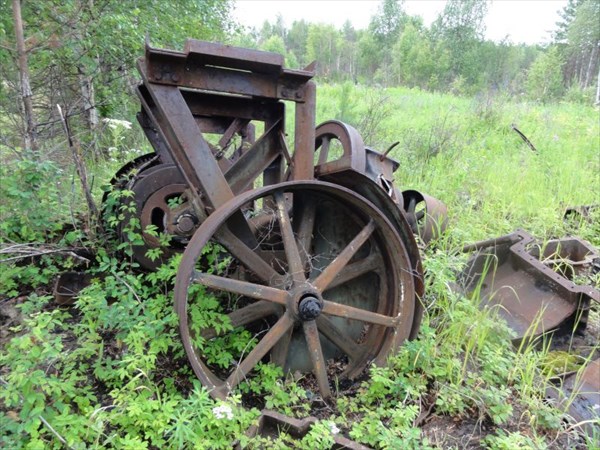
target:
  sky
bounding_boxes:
[233,0,568,45]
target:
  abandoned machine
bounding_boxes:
[100,39,597,412]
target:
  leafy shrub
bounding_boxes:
[0,158,64,242]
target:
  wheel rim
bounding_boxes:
[175,181,416,400]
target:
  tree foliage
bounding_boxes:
[526,46,565,102]
[0,0,234,156]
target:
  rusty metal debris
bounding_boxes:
[564,204,599,224]
[401,189,449,244]
[237,409,372,449]
[53,272,92,305]
[460,230,600,343]
[546,358,600,435]
[511,123,538,152]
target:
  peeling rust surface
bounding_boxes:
[53,272,93,305]
[460,231,600,342]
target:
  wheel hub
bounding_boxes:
[174,213,197,234]
[298,294,322,321]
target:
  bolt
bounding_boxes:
[298,295,321,321]
[171,73,180,82]
[175,214,196,234]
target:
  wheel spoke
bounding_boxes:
[201,301,280,340]
[225,313,295,390]
[313,220,375,291]
[322,299,396,327]
[295,196,316,269]
[270,326,294,368]
[193,271,288,305]
[302,320,332,399]
[316,315,361,361]
[327,252,380,290]
[216,226,282,284]
[274,191,305,283]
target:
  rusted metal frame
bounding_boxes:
[183,39,284,73]
[140,77,233,210]
[461,231,599,341]
[261,110,287,189]
[193,116,233,135]
[532,238,599,273]
[217,118,250,153]
[223,119,284,193]
[135,85,174,164]
[182,89,286,187]
[292,81,316,180]
[144,49,312,102]
[136,109,173,163]
[141,72,290,255]
[181,90,283,123]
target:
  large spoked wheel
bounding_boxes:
[175,181,416,400]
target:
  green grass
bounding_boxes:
[1,85,599,448]
[316,84,600,243]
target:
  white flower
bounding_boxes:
[212,404,234,420]
[329,422,340,435]
[102,118,132,130]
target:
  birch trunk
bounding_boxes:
[584,42,598,89]
[12,0,38,154]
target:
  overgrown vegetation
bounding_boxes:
[1,0,599,448]
[2,83,598,448]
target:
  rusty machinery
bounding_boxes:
[98,39,456,400]
[460,231,599,343]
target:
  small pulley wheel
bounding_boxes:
[121,164,198,270]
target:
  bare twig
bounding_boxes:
[0,243,90,264]
[56,104,101,237]
[110,271,142,304]
[564,419,600,433]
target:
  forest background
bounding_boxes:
[1,0,598,158]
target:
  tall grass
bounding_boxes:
[316,84,600,244]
